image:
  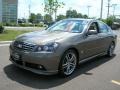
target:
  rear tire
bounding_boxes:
[59,50,77,77]
[107,42,115,57]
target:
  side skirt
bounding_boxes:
[79,52,107,64]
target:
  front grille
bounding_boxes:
[14,41,36,51]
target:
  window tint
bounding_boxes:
[98,22,108,33]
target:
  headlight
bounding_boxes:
[36,42,59,52]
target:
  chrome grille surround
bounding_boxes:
[14,41,36,51]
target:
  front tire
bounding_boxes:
[59,50,77,77]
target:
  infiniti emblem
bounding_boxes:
[17,44,22,48]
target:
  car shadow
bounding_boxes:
[3,55,116,89]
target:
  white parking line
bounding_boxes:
[111,80,120,86]
[0,44,10,47]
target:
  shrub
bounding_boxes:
[0,24,4,33]
[106,18,113,27]
[102,16,120,30]
[102,16,114,27]
[4,22,18,26]
[18,23,33,27]
[35,23,44,27]
[19,23,28,27]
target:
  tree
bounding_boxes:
[44,0,64,21]
[53,0,64,21]
[66,10,77,18]
[0,23,4,34]
[44,0,53,16]
[76,13,83,18]
[44,14,53,24]
[36,14,43,23]
[102,16,114,27]
[82,14,88,19]
[29,13,36,23]
[56,14,66,21]
[66,9,89,19]
[29,13,43,24]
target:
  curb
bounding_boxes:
[0,41,12,44]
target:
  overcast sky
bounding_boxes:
[18,0,120,19]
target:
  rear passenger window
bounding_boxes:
[98,22,108,33]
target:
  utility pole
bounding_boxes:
[29,4,31,18]
[42,2,45,21]
[112,4,117,16]
[107,0,111,18]
[100,0,103,19]
[43,0,47,21]
[29,4,31,16]
[87,5,91,17]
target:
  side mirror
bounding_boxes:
[44,26,48,30]
[87,30,98,35]
[45,22,55,30]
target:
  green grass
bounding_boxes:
[0,30,32,41]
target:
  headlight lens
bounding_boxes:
[36,42,59,52]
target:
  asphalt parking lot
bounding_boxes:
[0,30,120,90]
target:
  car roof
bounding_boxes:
[63,18,96,22]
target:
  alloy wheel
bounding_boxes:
[62,52,77,76]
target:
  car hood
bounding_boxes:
[15,30,78,45]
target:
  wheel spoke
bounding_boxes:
[66,66,70,73]
[62,63,68,68]
[69,55,75,62]
[65,54,70,61]
[69,62,75,67]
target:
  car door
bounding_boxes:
[79,22,102,60]
[97,21,113,52]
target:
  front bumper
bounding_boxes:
[9,47,60,75]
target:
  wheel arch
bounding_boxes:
[59,46,80,67]
[111,41,115,45]
[58,47,80,76]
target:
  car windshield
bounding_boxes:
[47,20,88,33]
